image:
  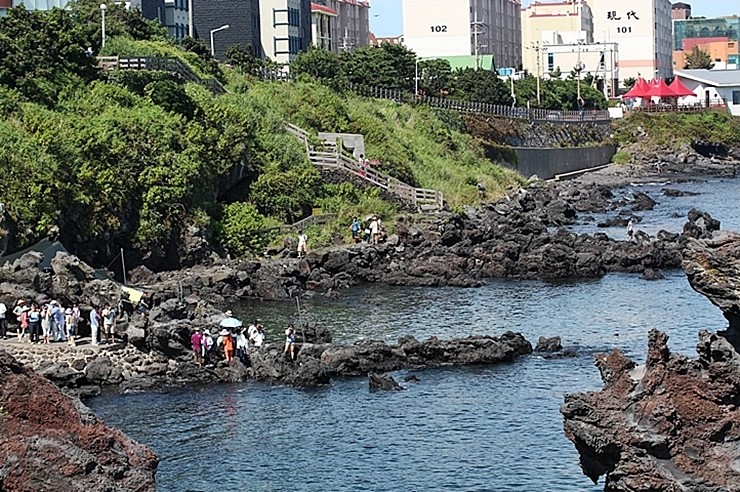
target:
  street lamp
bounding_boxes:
[575,60,585,99]
[100,3,107,48]
[210,24,230,58]
[415,57,420,97]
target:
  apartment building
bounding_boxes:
[311,0,369,52]
[258,0,312,63]
[521,0,593,73]
[403,0,522,69]
[673,16,740,69]
[311,2,336,51]
[590,0,673,82]
[192,0,262,59]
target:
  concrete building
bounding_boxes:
[403,0,522,70]
[258,0,312,64]
[674,69,740,115]
[671,2,690,21]
[312,0,369,52]
[311,2,336,51]
[590,0,673,83]
[673,16,740,69]
[542,42,619,96]
[163,0,189,40]
[521,0,593,75]
[192,0,262,60]
[369,33,404,47]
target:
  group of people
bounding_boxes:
[351,215,384,245]
[0,298,118,347]
[190,313,298,367]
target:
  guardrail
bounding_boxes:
[97,56,227,95]
[258,70,610,123]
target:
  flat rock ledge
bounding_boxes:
[2,330,533,393]
[0,350,158,492]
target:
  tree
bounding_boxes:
[549,66,562,79]
[623,77,637,89]
[69,0,167,46]
[341,44,416,91]
[452,68,513,105]
[417,58,452,95]
[684,46,714,69]
[291,46,342,82]
[0,7,97,105]
[226,44,265,76]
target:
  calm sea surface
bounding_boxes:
[89,177,739,492]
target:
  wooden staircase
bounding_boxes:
[285,123,444,212]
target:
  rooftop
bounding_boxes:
[675,69,740,86]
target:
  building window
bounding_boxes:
[547,52,554,72]
[733,90,740,105]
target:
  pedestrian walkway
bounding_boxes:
[285,123,444,212]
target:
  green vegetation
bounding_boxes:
[613,111,740,150]
[287,46,607,111]
[684,46,714,70]
[0,4,523,260]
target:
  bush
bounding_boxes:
[216,202,278,256]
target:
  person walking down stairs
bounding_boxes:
[297,229,308,258]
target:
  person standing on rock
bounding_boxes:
[369,216,380,245]
[202,329,214,367]
[65,308,77,347]
[220,329,235,363]
[626,219,634,242]
[351,217,361,243]
[236,328,248,363]
[16,302,29,342]
[89,306,101,347]
[41,304,52,345]
[191,328,203,366]
[102,302,116,344]
[297,229,308,258]
[0,299,6,340]
[51,301,66,342]
[284,324,296,360]
[28,304,41,344]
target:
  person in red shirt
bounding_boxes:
[221,329,235,363]
[191,328,203,366]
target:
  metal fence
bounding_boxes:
[97,56,227,95]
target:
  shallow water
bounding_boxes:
[89,177,738,492]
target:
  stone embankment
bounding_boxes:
[0,350,158,492]
[561,228,740,491]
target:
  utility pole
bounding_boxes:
[529,40,543,105]
[471,3,486,70]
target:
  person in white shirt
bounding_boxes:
[297,229,308,258]
[89,307,101,346]
[0,301,7,339]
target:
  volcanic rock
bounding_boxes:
[562,330,740,491]
[0,350,158,491]
[368,372,403,391]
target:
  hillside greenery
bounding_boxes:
[0,5,523,263]
[613,111,740,150]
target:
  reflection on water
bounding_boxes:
[88,178,737,492]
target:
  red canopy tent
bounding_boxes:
[668,77,696,97]
[644,78,678,98]
[623,77,650,98]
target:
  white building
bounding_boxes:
[675,69,740,116]
[259,0,311,64]
[589,0,672,85]
[311,2,336,51]
[313,0,369,52]
[403,0,522,69]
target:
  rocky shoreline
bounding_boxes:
[561,228,740,490]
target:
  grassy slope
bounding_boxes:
[612,111,740,160]
[239,78,524,211]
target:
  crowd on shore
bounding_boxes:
[0,298,120,347]
[191,311,297,368]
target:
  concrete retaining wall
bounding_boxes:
[509,145,616,180]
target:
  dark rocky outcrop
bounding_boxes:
[0,350,158,491]
[683,230,740,349]
[535,336,562,352]
[368,373,403,391]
